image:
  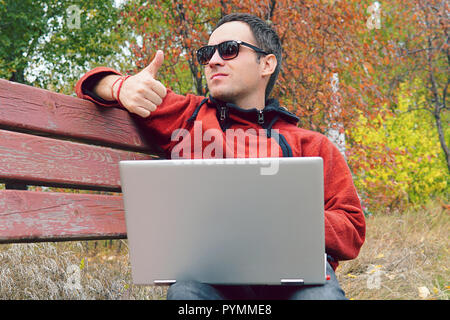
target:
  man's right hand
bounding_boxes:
[94,50,167,118]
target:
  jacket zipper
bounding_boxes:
[220,106,227,121]
[257,110,264,125]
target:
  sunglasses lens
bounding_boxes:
[197,41,240,65]
[197,46,215,65]
[219,41,239,60]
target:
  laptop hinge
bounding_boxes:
[280,279,304,285]
[154,280,177,285]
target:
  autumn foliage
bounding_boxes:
[119,0,447,211]
[349,81,448,212]
[124,1,387,131]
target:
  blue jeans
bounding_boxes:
[166,261,347,300]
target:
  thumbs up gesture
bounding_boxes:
[144,49,165,79]
[115,50,167,118]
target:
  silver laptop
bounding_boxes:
[119,157,325,286]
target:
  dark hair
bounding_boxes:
[212,13,282,101]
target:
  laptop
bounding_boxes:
[119,157,325,286]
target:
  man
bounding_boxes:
[76,13,365,300]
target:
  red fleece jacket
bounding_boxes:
[76,67,366,270]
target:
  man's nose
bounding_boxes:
[208,49,225,67]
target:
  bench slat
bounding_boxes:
[0,79,154,152]
[0,129,153,190]
[0,190,126,243]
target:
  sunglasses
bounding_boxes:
[196,40,269,65]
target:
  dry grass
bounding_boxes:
[337,201,449,300]
[0,201,448,300]
[0,241,166,300]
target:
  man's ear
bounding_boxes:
[260,54,277,77]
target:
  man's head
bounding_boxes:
[201,13,282,108]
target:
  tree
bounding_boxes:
[0,0,130,93]
[349,80,448,211]
[381,0,449,171]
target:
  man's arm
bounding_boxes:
[319,137,366,268]
[92,74,121,101]
[75,52,208,157]
[76,50,167,118]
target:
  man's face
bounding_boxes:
[205,21,266,106]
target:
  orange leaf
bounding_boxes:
[363,62,374,75]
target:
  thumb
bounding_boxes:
[145,50,164,78]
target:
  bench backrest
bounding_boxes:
[0,79,158,243]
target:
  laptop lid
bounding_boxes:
[119,157,325,285]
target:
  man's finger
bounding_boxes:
[134,96,157,112]
[142,88,163,107]
[151,79,167,99]
[132,106,151,118]
[144,50,164,78]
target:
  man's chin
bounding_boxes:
[209,90,236,103]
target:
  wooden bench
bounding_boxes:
[0,79,160,243]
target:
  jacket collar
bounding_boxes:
[207,95,299,127]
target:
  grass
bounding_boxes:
[336,200,449,300]
[0,201,448,300]
[0,240,167,300]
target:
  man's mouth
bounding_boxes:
[210,73,228,80]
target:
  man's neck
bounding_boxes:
[230,93,265,111]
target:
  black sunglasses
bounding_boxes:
[196,40,269,65]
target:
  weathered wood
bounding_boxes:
[0,190,126,243]
[0,129,153,191]
[0,79,163,243]
[0,79,154,152]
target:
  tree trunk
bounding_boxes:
[434,108,450,172]
[9,68,27,84]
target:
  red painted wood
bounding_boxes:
[0,129,153,190]
[0,80,162,243]
[0,79,154,152]
[0,190,126,242]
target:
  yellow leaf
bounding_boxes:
[79,257,85,271]
[347,273,357,278]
